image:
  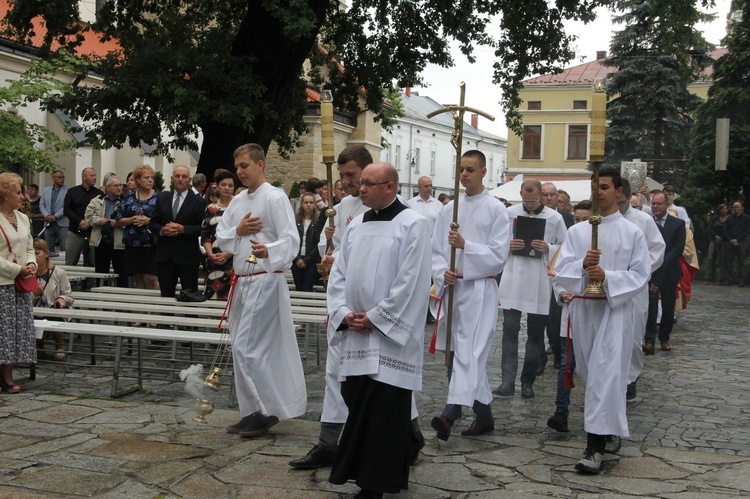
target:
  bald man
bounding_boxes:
[327,162,432,497]
[149,165,207,297]
[408,176,442,236]
[64,167,100,266]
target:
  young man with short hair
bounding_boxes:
[554,170,650,473]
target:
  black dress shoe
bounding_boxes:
[461,418,494,436]
[492,383,514,396]
[546,412,569,432]
[288,444,336,469]
[626,381,637,401]
[521,382,535,398]
[431,415,452,441]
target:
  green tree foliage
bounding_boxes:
[686,1,750,218]
[0,54,78,173]
[602,0,715,186]
[4,0,602,179]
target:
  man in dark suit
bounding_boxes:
[149,165,207,297]
[644,192,686,353]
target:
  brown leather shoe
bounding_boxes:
[660,341,672,351]
[431,416,453,441]
[461,419,494,436]
[642,343,655,355]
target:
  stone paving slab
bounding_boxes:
[0,283,747,497]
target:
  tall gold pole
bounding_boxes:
[584,78,607,296]
[317,89,336,280]
[426,83,495,365]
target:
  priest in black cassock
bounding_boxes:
[327,162,432,498]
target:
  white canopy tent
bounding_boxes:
[488,177,664,205]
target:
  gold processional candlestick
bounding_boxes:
[317,89,336,281]
[426,83,494,365]
[584,77,607,296]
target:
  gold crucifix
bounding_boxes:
[426,82,495,364]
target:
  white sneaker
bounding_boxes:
[575,448,603,474]
[604,435,622,454]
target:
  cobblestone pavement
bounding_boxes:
[1,282,749,497]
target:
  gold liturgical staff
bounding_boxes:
[584,77,607,296]
[426,82,494,364]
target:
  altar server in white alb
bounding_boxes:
[430,150,510,441]
[289,145,373,470]
[617,179,665,402]
[554,170,650,474]
[216,143,307,438]
[327,163,431,497]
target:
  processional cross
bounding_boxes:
[426,82,495,365]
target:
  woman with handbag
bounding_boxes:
[0,172,37,394]
[33,238,74,360]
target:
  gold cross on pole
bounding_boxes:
[426,82,495,365]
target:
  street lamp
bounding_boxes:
[406,149,417,198]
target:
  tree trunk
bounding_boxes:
[197,121,254,177]
[197,0,329,180]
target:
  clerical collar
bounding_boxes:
[363,198,407,222]
[523,204,544,215]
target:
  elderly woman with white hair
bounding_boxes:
[0,172,37,393]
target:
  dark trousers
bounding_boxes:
[157,259,199,297]
[723,241,746,283]
[645,280,678,344]
[555,337,576,416]
[501,309,547,384]
[545,294,563,366]
[94,243,128,287]
[291,261,319,291]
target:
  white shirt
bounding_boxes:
[407,195,442,237]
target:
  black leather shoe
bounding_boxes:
[288,444,336,469]
[431,415,452,441]
[626,381,637,401]
[547,412,569,432]
[521,382,535,398]
[492,383,514,396]
[536,357,548,376]
[461,419,494,436]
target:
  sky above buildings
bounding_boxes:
[413,0,733,139]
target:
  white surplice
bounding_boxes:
[498,204,567,314]
[318,194,367,423]
[432,190,510,407]
[622,205,666,383]
[328,202,431,391]
[554,211,650,437]
[215,182,307,419]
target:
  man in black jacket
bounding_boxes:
[723,201,750,286]
[149,166,207,297]
[644,192,686,353]
[64,167,100,266]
